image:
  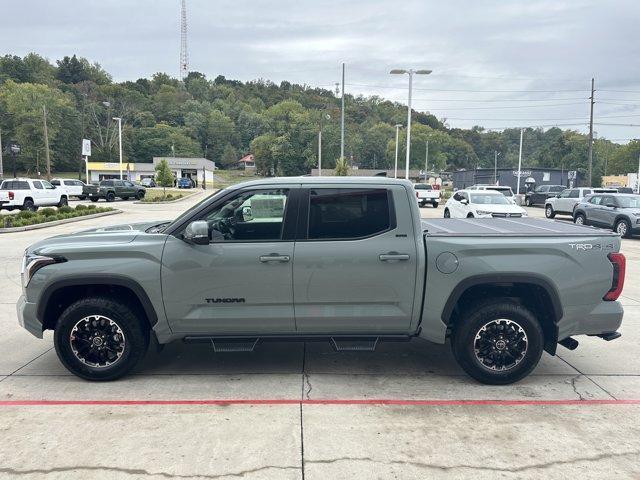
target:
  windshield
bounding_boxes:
[486,187,513,197]
[617,196,640,208]
[470,194,511,205]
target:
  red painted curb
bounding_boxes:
[0,399,639,406]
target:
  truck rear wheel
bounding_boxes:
[106,192,115,202]
[90,197,99,202]
[54,297,149,381]
[432,201,439,208]
[451,299,544,385]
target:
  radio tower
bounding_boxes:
[179,0,189,80]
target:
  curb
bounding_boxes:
[133,190,206,205]
[0,209,122,233]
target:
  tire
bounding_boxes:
[545,204,555,219]
[574,213,586,226]
[58,196,68,208]
[525,197,532,207]
[451,299,544,385]
[136,191,145,200]
[122,197,129,201]
[89,196,99,203]
[615,218,632,238]
[467,213,475,218]
[432,202,439,208]
[444,208,450,218]
[106,192,115,202]
[22,199,36,212]
[78,195,87,200]
[54,297,149,381]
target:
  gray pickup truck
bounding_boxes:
[17,178,625,384]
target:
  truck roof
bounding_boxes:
[422,218,618,237]
[229,176,414,188]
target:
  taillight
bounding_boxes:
[8,191,14,200]
[416,192,420,198]
[604,252,626,301]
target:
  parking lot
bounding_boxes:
[0,195,639,479]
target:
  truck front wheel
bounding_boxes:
[451,299,544,385]
[54,297,149,381]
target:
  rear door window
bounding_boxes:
[307,188,392,240]
[32,181,43,189]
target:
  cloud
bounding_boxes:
[2,0,639,142]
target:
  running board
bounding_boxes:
[330,337,379,352]
[183,337,259,353]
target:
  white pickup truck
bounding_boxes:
[0,178,69,211]
[414,183,441,208]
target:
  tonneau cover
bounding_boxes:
[422,218,618,237]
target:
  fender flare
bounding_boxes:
[441,273,563,325]
[37,274,158,326]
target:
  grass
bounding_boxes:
[1,204,114,229]
[212,170,264,189]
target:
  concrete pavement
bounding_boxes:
[0,194,639,479]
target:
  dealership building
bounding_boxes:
[87,157,216,187]
[452,167,584,194]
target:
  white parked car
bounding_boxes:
[468,184,515,200]
[414,183,441,208]
[545,187,618,218]
[0,178,69,211]
[444,189,528,219]
[51,178,89,200]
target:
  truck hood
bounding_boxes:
[27,220,170,254]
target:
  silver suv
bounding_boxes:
[573,193,640,237]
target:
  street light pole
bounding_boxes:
[517,129,524,195]
[424,141,429,181]
[394,124,402,179]
[318,128,322,175]
[494,151,500,184]
[340,62,345,161]
[113,117,123,179]
[390,68,432,180]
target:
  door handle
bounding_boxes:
[259,254,290,263]
[379,252,410,262]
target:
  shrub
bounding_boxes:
[40,208,56,217]
[17,210,35,219]
[87,204,96,210]
[76,204,87,211]
[58,206,73,214]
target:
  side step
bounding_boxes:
[183,337,259,353]
[331,337,379,352]
[597,331,622,341]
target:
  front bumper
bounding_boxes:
[559,301,624,340]
[16,294,43,338]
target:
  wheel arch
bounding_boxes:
[38,275,158,331]
[441,274,562,354]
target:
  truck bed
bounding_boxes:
[422,218,618,237]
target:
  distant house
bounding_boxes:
[236,154,256,171]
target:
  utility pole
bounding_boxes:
[405,71,413,180]
[340,62,345,161]
[113,117,123,179]
[517,129,524,195]
[494,151,500,184]
[424,141,429,181]
[0,129,3,178]
[317,128,322,175]
[394,124,401,179]
[43,105,51,180]
[587,77,595,186]
[637,153,640,194]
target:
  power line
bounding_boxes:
[346,83,590,93]
[424,102,585,111]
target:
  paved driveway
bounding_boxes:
[0,193,638,479]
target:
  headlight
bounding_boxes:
[21,253,65,288]
[475,210,493,216]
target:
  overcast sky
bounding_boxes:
[3,0,640,143]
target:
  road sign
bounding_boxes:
[568,170,577,180]
[82,139,92,157]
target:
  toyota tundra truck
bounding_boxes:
[17,178,625,384]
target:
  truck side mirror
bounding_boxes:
[183,221,210,245]
[460,198,468,205]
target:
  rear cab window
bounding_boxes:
[1,181,30,190]
[414,184,432,190]
[307,188,393,240]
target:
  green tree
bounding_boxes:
[154,158,174,198]
[220,143,238,168]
